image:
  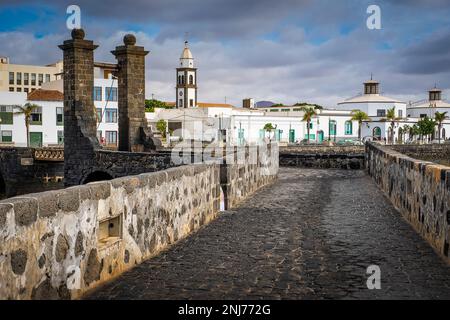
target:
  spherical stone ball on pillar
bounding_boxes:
[123,34,136,46]
[71,28,85,40]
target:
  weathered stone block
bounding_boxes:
[11,197,38,227]
[57,188,80,212]
[10,248,27,275]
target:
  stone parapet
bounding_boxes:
[366,142,450,263]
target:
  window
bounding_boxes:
[105,87,117,101]
[9,87,14,92]
[93,86,102,101]
[178,75,182,85]
[24,73,29,85]
[281,109,290,112]
[9,72,14,85]
[96,108,102,123]
[345,121,353,135]
[45,74,50,83]
[190,99,194,107]
[16,88,21,92]
[377,109,386,117]
[105,108,117,123]
[420,114,427,118]
[0,106,13,124]
[398,110,403,118]
[309,122,313,129]
[189,75,193,85]
[31,73,36,86]
[38,74,43,86]
[57,130,64,145]
[56,107,63,125]
[269,109,279,112]
[16,72,22,85]
[106,131,118,145]
[30,106,42,125]
[293,108,302,111]
[24,88,29,93]
[1,130,12,142]
[179,99,183,107]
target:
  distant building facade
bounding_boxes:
[0,57,63,93]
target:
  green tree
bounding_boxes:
[263,123,276,140]
[350,109,371,142]
[14,103,39,147]
[294,102,324,110]
[409,124,420,142]
[383,107,401,144]
[417,116,436,142]
[301,106,318,144]
[145,99,170,112]
[156,119,168,138]
[434,111,448,143]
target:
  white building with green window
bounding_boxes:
[0,76,119,147]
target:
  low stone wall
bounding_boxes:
[390,144,450,162]
[0,144,278,299]
[366,143,450,263]
[279,145,365,169]
[221,144,279,209]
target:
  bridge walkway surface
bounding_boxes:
[86,168,450,299]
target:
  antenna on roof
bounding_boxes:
[370,73,373,80]
[184,32,189,46]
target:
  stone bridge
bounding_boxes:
[84,143,450,299]
[87,167,450,299]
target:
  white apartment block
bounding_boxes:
[0,70,119,148]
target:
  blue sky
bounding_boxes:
[1,0,450,106]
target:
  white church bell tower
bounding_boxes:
[176,41,197,108]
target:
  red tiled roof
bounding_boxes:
[27,89,63,102]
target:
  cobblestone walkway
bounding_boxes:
[87,168,450,300]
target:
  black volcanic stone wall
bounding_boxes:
[0,148,64,198]
[279,146,365,169]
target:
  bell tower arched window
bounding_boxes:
[189,75,194,85]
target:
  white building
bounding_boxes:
[407,87,450,118]
[148,41,361,146]
[0,63,119,147]
[337,78,407,118]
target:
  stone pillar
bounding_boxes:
[112,34,160,152]
[59,29,100,186]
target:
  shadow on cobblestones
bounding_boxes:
[86,168,450,300]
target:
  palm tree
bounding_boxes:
[402,124,410,143]
[384,107,401,144]
[301,106,318,144]
[14,103,39,147]
[263,123,276,140]
[350,110,371,142]
[434,111,448,144]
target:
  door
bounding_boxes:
[318,130,324,143]
[29,132,42,147]
[289,129,295,143]
[238,128,244,146]
[259,129,265,141]
[275,129,281,141]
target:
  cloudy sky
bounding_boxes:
[1,0,449,107]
